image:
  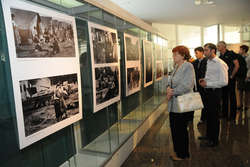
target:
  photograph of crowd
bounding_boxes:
[143,40,153,87]
[91,26,118,64]
[95,66,119,106]
[11,8,76,58]
[124,34,140,61]
[127,67,140,96]
[156,61,163,80]
[155,44,162,61]
[20,74,79,136]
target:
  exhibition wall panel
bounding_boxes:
[0,1,76,166]
[76,19,119,150]
[0,0,168,166]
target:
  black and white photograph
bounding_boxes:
[124,34,140,61]
[2,0,81,149]
[156,61,163,81]
[11,8,75,58]
[90,26,118,64]
[20,74,79,137]
[89,23,120,112]
[163,61,168,76]
[162,46,168,76]
[155,44,162,61]
[143,40,153,87]
[95,66,119,106]
[126,66,141,96]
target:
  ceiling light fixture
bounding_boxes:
[194,0,215,6]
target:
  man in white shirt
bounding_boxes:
[199,43,228,147]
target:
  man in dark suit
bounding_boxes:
[192,47,207,125]
[218,41,239,121]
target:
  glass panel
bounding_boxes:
[224,25,241,44]
[48,0,84,8]
[1,0,168,167]
[177,25,202,57]
[204,25,218,44]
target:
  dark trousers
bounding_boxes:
[204,88,222,143]
[222,79,237,119]
[170,112,190,158]
[200,89,207,121]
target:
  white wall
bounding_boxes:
[152,23,202,57]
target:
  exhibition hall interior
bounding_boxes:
[0,0,250,167]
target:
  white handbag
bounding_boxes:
[176,78,204,113]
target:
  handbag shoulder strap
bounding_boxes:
[170,66,178,88]
[194,73,197,91]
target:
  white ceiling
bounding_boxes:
[108,0,250,26]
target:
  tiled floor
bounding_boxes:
[122,109,250,167]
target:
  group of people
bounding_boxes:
[166,42,250,161]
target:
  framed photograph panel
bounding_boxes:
[88,22,120,113]
[124,33,141,96]
[2,0,82,149]
[126,66,141,96]
[156,61,163,81]
[162,46,168,76]
[143,40,153,87]
[155,44,162,61]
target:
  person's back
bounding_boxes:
[232,51,247,79]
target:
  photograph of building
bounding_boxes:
[11,8,76,58]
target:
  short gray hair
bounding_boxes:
[217,41,227,48]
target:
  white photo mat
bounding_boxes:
[124,33,141,96]
[2,0,82,149]
[88,22,121,113]
[143,40,153,87]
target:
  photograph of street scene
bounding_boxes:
[144,41,153,86]
[95,66,119,105]
[127,66,140,95]
[11,8,75,58]
[125,34,140,61]
[156,61,163,80]
[20,74,79,136]
[91,26,118,64]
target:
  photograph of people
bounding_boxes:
[11,8,75,58]
[20,74,79,136]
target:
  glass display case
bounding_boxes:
[0,0,168,166]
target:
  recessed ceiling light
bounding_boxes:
[194,0,215,6]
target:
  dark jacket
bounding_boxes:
[192,57,207,92]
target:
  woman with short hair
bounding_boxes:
[167,45,195,161]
